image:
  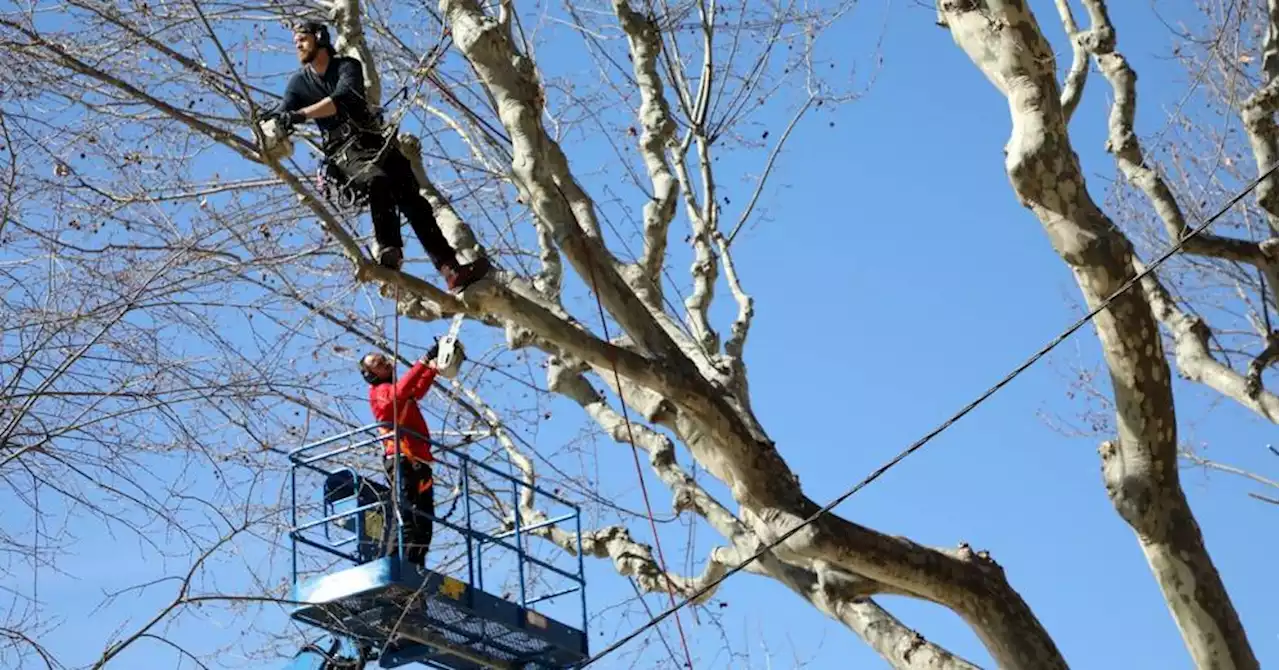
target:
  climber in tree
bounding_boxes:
[270,20,491,291]
[359,345,439,566]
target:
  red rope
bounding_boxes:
[392,284,404,557]
[579,240,696,669]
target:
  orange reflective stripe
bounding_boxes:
[380,439,431,465]
[377,399,416,455]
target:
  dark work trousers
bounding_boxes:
[325,128,458,269]
[364,138,457,269]
[382,456,435,565]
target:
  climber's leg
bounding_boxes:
[380,147,455,267]
[327,130,403,270]
[381,147,492,291]
[365,173,405,270]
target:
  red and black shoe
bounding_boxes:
[377,246,404,271]
[441,257,493,292]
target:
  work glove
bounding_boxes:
[271,109,306,132]
[423,338,440,363]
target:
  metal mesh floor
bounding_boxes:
[291,564,586,669]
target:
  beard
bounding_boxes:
[298,45,318,64]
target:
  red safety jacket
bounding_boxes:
[368,361,437,463]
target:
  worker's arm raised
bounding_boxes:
[394,360,438,403]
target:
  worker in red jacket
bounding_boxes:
[358,345,439,565]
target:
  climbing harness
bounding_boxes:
[253,24,450,217]
[314,33,451,217]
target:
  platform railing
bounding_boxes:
[286,422,589,636]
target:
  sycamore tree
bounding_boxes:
[938,0,1276,668]
[0,0,1274,669]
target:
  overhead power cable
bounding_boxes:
[577,163,1278,667]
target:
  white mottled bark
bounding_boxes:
[1067,0,1279,419]
[672,135,721,355]
[19,0,1272,666]
[324,0,382,106]
[715,232,755,400]
[544,355,977,669]
[684,136,721,355]
[1076,0,1277,283]
[397,136,485,263]
[1243,79,1279,232]
[433,1,1067,666]
[1136,258,1279,423]
[1242,0,1279,232]
[612,2,679,296]
[1053,0,1088,122]
[441,0,694,368]
[938,1,1258,667]
[451,381,720,598]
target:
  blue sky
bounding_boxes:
[7,0,1278,668]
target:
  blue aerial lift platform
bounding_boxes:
[285,423,589,669]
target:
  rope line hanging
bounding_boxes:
[374,30,453,150]
[563,185,696,669]
[381,29,473,559]
[575,165,1280,668]
[377,22,451,470]
[391,283,404,559]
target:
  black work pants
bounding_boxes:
[328,131,457,269]
[383,456,434,565]
[367,145,457,269]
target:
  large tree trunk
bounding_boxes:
[936,1,1258,668]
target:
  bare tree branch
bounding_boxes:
[1053,0,1089,122]
[613,1,680,294]
[1246,330,1278,397]
[1074,0,1277,287]
[18,0,1263,667]
[1180,448,1279,489]
[442,0,692,364]
[324,0,383,106]
[0,18,260,161]
[1241,0,1279,232]
[715,231,755,399]
[1137,258,1279,423]
[541,354,977,669]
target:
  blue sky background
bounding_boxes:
[6,0,1278,668]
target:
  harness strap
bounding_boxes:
[376,397,432,459]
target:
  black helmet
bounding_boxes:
[358,353,388,385]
